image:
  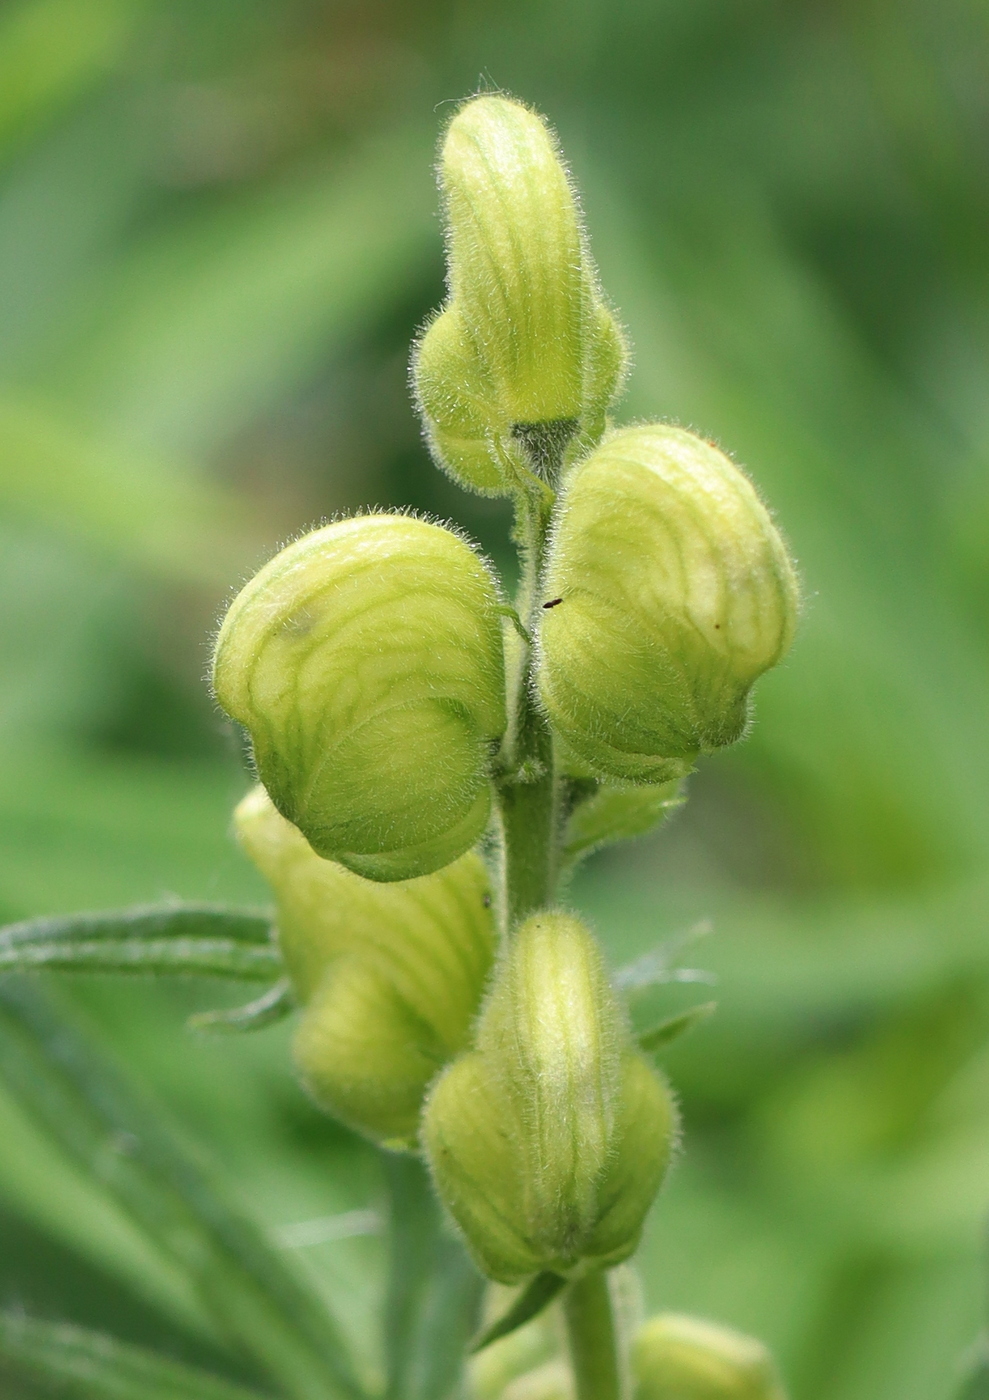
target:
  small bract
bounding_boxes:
[538,425,799,779]
[235,786,496,1148]
[422,912,676,1281]
[213,514,507,881]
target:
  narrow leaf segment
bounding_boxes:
[637,1002,718,1054]
[188,979,295,1034]
[0,979,365,1400]
[383,1153,484,1400]
[0,903,281,980]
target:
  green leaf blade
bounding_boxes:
[383,1153,484,1400]
[0,1312,271,1400]
[0,979,364,1400]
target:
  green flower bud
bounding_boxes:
[413,95,628,495]
[538,425,799,779]
[235,786,495,1148]
[633,1315,787,1400]
[213,514,507,881]
[422,913,676,1282]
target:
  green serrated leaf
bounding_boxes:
[636,1002,717,1054]
[188,979,295,1035]
[384,1152,484,1400]
[0,903,282,980]
[0,1311,268,1400]
[562,780,684,865]
[0,979,364,1400]
[470,1272,567,1354]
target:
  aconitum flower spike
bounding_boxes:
[537,425,799,779]
[212,514,507,881]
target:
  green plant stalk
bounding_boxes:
[493,458,624,1398]
[563,1271,623,1400]
[496,477,559,930]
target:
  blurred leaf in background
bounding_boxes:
[0,2,988,1399]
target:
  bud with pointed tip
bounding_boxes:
[213,514,507,881]
[422,912,676,1281]
[537,425,799,780]
[235,786,496,1148]
[633,1315,787,1400]
[413,95,628,496]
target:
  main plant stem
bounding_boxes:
[564,1272,623,1400]
[496,479,558,930]
[494,462,623,1397]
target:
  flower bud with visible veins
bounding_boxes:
[422,912,676,1282]
[633,1315,787,1400]
[413,95,627,496]
[213,514,507,881]
[235,786,496,1148]
[538,425,799,780]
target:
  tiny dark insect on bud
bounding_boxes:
[543,598,563,610]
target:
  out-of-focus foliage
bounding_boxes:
[0,2,987,1398]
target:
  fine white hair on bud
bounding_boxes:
[212,513,507,881]
[235,786,496,1149]
[537,424,799,780]
[421,912,677,1282]
[633,1314,788,1400]
[412,94,628,496]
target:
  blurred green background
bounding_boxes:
[0,1,988,1397]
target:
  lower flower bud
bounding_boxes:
[236,786,496,1147]
[633,1315,787,1400]
[422,912,676,1281]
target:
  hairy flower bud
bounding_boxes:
[537,425,799,779]
[412,95,627,495]
[235,786,495,1147]
[634,1315,787,1400]
[422,912,676,1282]
[213,514,507,881]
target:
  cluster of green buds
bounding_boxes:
[209,88,799,1327]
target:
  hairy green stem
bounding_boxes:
[564,1271,623,1400]
[496,480,558,930]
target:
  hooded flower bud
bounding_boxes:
[422,912,676,1282]
[413,95,627,496]
[235,786,495,1148]
[633,1315,787,1400]
[213,514,507,881]
[537,425,799,779]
